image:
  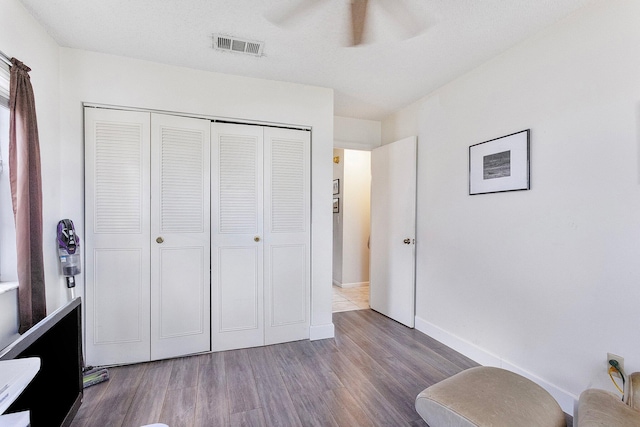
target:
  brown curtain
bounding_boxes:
[9,57,46,333]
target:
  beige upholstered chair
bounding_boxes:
[416,367,640,427]
[415,366,566,427]
[576,372,640,427]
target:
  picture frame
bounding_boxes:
[333,198,340,213]
[333,179,340,195]
[469,129,530,195]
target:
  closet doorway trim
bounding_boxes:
[83,102,312,132]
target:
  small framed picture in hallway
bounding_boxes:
[333,198,340,213]
[333,179,340,195]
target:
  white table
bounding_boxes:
[0,358,40,427]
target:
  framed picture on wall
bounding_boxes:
[333,179,340,195]
[333,198,339,213]
[469,129,530,195]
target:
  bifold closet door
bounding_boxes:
[150,113,211,360]
[211,123,264,352]
[85,108,151,366]
[85,108,211,366]
[263,127,310,345]
[211,123,310,352]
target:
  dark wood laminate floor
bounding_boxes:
[70,309,572,427]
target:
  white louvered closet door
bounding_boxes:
[150,113,211,360]
[211,123,264,351]
[85,108,151,366]
[211,123,310,351]
[263,127,310,345]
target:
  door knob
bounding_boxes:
[156,237,164,244]
[403,238,411,244]
[254,236,261,242]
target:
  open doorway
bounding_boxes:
[332,148,371,312]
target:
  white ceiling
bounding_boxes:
[19,0,596,121]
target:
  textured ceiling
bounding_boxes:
[19,0,596,120]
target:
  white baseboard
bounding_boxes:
[333,281,369,289]
[414,316,577,415]
[309,322,335,341]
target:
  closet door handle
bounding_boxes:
[156,237,164,244]
[254,236,261,242]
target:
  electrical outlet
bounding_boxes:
[607,352,624,377]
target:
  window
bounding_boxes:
[0,59,17,282]
[0,59,8,108]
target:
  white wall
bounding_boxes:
[0,0,64,317]
[58,48,335,340]
[381,101,420,146]
[0,107,15,282]
[1,0,335,346]
[334,116,381,150]
[341,150,371,285]
[382,0,640,412]
[0,285,18,349]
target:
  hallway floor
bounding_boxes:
[332,284,369,312]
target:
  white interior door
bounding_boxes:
[211,123,264,352]
[150,113,211,360]
[84,108,151,366]
[369,136,417,328]
[263,127,310,345]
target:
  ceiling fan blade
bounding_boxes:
[350,0,369,46]
[265,0,329,28]
[375,0,431,40]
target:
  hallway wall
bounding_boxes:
[342,150,371,286]
[332,149,372,287]
[333,116,379,288]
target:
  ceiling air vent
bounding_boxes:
[213,34,264,57]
